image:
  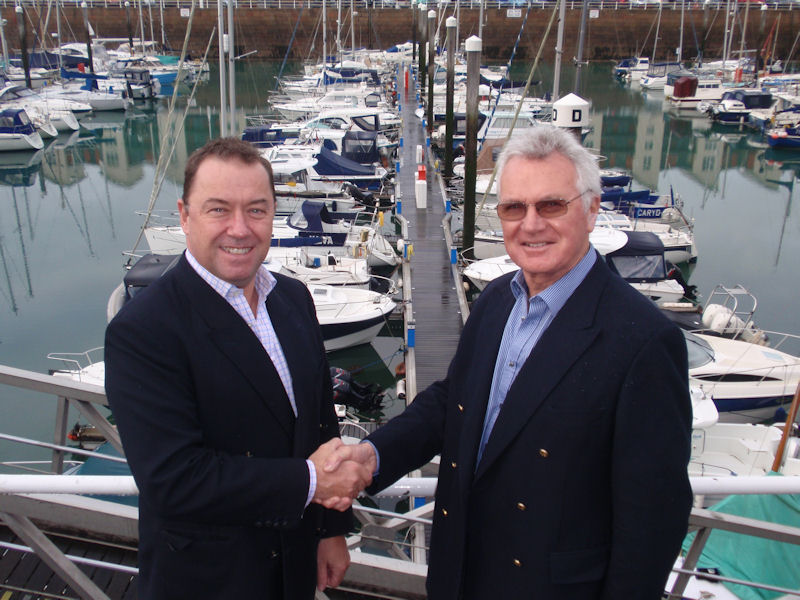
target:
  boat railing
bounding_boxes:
[46,346,104,375]
[0,363,121,476]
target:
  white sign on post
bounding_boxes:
[589,9,599,18]
[181,7,191,17]
[507,8,521,17]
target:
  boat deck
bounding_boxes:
[397,79,463,392]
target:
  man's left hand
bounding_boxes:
[317,535,350,591]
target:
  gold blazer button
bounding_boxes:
[539,448,549,458]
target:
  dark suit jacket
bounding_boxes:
[105,255,350,600]
[367,253,692,600]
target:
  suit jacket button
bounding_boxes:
[271,550,280,559]
[441,508,448,516]
[513,559,522,567]
[245,451,253,457]
[516,502,526,511]
[450,461,457,468]
[539,448,549,458]
[457,404,464,412]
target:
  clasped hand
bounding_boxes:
[310,438,377,511]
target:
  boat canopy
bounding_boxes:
[341,131,380,164]
[604,231,669,283]
[123,254,180,301]
[721,89,773,109]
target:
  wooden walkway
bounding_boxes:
[396,75,464,392]
[0,525,138,600]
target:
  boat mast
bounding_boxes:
[652,1,661,62]
[0,11,10,72]
[147,0,155,51]
[55,0,63,72]
[552,0,565,101]
[218,0,227,136]
[478,0,484,39]
[323,0,327,91]
[573,0,588,93]
[159,0,165,49]
[738,0,751,74]
[227,0,235,135]
[350,0,354,61]
[677,0,684,64]
[138,0,146,55]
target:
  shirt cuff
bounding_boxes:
[362,440,380,477]
[305,459,316,508]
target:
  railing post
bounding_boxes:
[52,396,69,474]
[669,525,712,598]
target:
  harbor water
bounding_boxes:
[1,60,798,465]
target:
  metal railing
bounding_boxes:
[1,0,796,11]
[4,363,800,599]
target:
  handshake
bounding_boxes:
[309,438,377,511]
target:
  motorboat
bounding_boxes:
[706,89,773,125]
[0,83,85,132]
[306,284,396,351]
[685,329,800,423]
[594,208,697,265]
[639,61,683,90]
[665,72,724,110]
[0,108,44,151]
[613,56,650,81]
[107,253,396,352]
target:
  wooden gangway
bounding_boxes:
[395,78,464,393]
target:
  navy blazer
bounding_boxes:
[368,254,692,600]
[105,255,350,600]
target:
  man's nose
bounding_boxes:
[519,203,547,231]
[227,208,250,236]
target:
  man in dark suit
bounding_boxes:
[325,126,693,599]
[105,138,370,599]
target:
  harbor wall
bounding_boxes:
[7,4,798,64]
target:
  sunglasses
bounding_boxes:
[495,190,587,221]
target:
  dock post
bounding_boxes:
[462,35,482,260]
[427,9,435,136]
[444,16,457,178]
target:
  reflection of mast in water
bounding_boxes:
[774,174,794,267]
[11,186,33,299]
[48,145,96,258]
[0,231,18,314]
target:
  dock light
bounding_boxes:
[407,320,416,348]
[450,247,457,264]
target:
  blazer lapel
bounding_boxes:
[458,280,516,490]
[474,258,610,481]
[176,258,296,438]
[265,280,318,458]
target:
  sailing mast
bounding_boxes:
[552,0,565,101]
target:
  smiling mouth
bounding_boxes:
[522,242,549,248]
[222,246,251,255]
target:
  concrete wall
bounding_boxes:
[6,4,798,64]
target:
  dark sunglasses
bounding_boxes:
[495,190,587,221]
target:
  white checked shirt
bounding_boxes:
[476,248,597,465]
[185,250,317,505]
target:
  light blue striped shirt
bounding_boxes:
[476,248,597,464]
[185,250,316,506]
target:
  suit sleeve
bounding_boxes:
[602,322,693,599]
[105,308,312,528]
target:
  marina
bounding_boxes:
[0,1,800,594]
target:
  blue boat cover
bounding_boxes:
[682,473,800,600]
[314,146,375,176]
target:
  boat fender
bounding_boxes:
[396,378,406,400]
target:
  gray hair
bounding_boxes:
[495,125,601,211]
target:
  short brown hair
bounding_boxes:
[182,137,275,204]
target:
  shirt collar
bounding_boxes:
[184,249,276,302]
[510,246,597,316]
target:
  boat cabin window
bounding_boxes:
[683,331,714,369]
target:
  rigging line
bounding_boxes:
[479,1,533,151]
[130,0,199,257]
[144,28,217,234]
[477,1,558,215]
[636,8,658,58]
[275,4,305,91]
[305,8,323,64]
